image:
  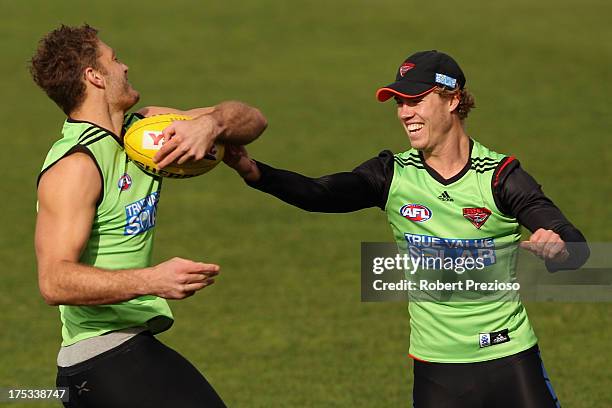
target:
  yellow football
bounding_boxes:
[123,114,225,179]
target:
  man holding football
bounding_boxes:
[221,50,589,407]
[32,24,266,407]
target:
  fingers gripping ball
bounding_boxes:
[124,114,225,178]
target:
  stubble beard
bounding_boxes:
[113,80,140,113]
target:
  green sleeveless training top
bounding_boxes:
[39,114,173,346]
[385,139,537,362]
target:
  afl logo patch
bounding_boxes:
[118,173,132,191]
[400,204,432,222]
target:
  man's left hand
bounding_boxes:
[520,228,569,263]
[153,115,222,169]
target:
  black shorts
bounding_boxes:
[56,332,225,408]
[413,345,560,408]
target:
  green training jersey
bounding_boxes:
[385,139,537,362]
[38,114,173,346]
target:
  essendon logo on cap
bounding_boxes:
[399,62,415,77]
[463,207,492,229]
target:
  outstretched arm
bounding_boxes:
[36,153,219,306]
[137,101,267,168]
[224,145,393,213]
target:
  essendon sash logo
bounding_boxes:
[463,207,491,229]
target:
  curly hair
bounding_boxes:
[30,24,101,115]
[434,87,475,120]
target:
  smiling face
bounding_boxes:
[95,40,140,111]
[395,90,459,152]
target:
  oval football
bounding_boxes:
[123,113,224,179]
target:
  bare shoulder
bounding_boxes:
[38,152,101,205]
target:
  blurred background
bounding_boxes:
[1,0,610,406]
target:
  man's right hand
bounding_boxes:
[223,145,261,182]
[147,257,220,299]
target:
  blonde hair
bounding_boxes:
[434,87,475,120]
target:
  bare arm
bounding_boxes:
[202,100,268,145]
[137,106,214,117]
[36,153,219,306]
[137,101,267,168]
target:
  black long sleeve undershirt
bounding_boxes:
[492,159,590,271]
[247,151,393,212]
[246,150,589,271]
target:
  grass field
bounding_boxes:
[1,0,611,406]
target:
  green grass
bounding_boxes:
[1,0,611,406]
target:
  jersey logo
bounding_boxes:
[404,233,497,267]
[463,207,491,229]
[142,131,165,150]
[479,329,510,348]
[479,333,491,348]
[438,191,454,202]
[399,62,415,77]
[400,204,432,222]
[118,173,132,191]
[124,191,160,236]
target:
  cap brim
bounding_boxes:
[376,82,436,102]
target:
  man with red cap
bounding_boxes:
[222,50,588,407]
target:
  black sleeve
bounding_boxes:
[245,150,395,213]
[493,159,590,271]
